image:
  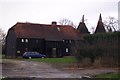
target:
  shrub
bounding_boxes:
[77,32,119,67]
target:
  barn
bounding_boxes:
[5,21,82,58]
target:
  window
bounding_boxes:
[63,40,65,42]
[17,51,20,53]
[63,39,72,44]
[53,48,57,50]
[36,40,39,43]
[69,40,72,43]
[21,39,29,43]
[21,39,24,42]
[66,48,69,53]
[25,39,28,42]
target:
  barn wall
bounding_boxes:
[16,38,45,57]
[46,40,73,57]
[6,29,16,58]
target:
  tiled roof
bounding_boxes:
[10,22,82,41]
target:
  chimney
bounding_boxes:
[52,21,57,25]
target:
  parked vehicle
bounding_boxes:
[23,51,46,59]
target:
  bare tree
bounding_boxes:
[91,26,95,34]
[104,16,118,32]
[58,18,74,26]
[0,28,6,45]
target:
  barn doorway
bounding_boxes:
[52,48,57,57]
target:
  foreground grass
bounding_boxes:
[28,57,78,63]
[95,73,120,78]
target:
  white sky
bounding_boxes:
[0,0,119,33]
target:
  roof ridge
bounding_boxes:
[16,22,72,27]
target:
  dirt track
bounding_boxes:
[2,59,118,78]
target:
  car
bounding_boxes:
[23,51,46,59]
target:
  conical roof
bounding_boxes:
[77,15,90,34]
[94,13,106,33]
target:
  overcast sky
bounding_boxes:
[0,0,119,33]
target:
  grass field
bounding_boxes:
[95,73,120,78]
[28,57,78,63]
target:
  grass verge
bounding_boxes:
[18,57,79,69]
[95,73,120,78]
[29,57,78,63]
